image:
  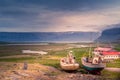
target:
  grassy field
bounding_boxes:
[101,70,120,80]
[0,44,120,79]
[115,44,120,51]
[0,47,86,67]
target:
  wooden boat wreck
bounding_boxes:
[60,51,79,71]
[81,56,106,74]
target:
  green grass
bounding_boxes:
[0,57,35,62]
[106,59,120,68]
[101,70,120,80]
[114,44,120,51]
[38,59,60,68]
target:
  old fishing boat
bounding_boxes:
[81,56,106,74]
[60,51,79,71]
[81,42,106,74]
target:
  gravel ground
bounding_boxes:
[0,62,116,80]
[105,68,120,72]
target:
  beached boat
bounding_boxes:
[60,51,79,71]
[81,56,106,74]
[81,44,106,74]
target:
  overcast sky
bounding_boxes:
[0,0,120,32]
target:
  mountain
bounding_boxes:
[95,28,120,42]
[0,32,99,43]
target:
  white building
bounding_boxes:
[101,51,120,60]
[93,47,120,60]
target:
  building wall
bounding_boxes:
[103,55,120,59]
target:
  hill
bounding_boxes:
[95,28,120,43]
[0,32,99,43]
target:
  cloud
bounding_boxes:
[0,0,120,32]
[32,7,120,32]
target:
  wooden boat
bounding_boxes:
[60,59,79,71]
[81,41,106,74]
[60,51,79,71]
[81,56,106,74]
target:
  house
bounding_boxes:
[94,47,113,52]
[93,47,113,55]
[93,47,120,60]
[101,51,120,59]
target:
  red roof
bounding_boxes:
[102,51,120,55]
[94,47,113,51]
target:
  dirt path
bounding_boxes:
[105,68,120,72]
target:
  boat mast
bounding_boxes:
[89,32,92,58]
[89,43,92,58]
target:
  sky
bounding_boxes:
[0,0,120,32]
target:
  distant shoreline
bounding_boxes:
[0,41,95,45]
[0,41,118,46]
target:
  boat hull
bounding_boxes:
[83,65,104,74]
[60,63,79,71]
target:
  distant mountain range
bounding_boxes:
[0,32,99,43]
[0,27,119,43]
[96,28,120,43]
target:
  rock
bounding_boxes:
[13,64,17,66]
[8,74,21,80]
[12,71,29,77]
[68,74,75,78]
[23,62,28,70]
[18,72,29,77]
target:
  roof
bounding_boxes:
[94,47,113,51]
[102,51,120,55]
